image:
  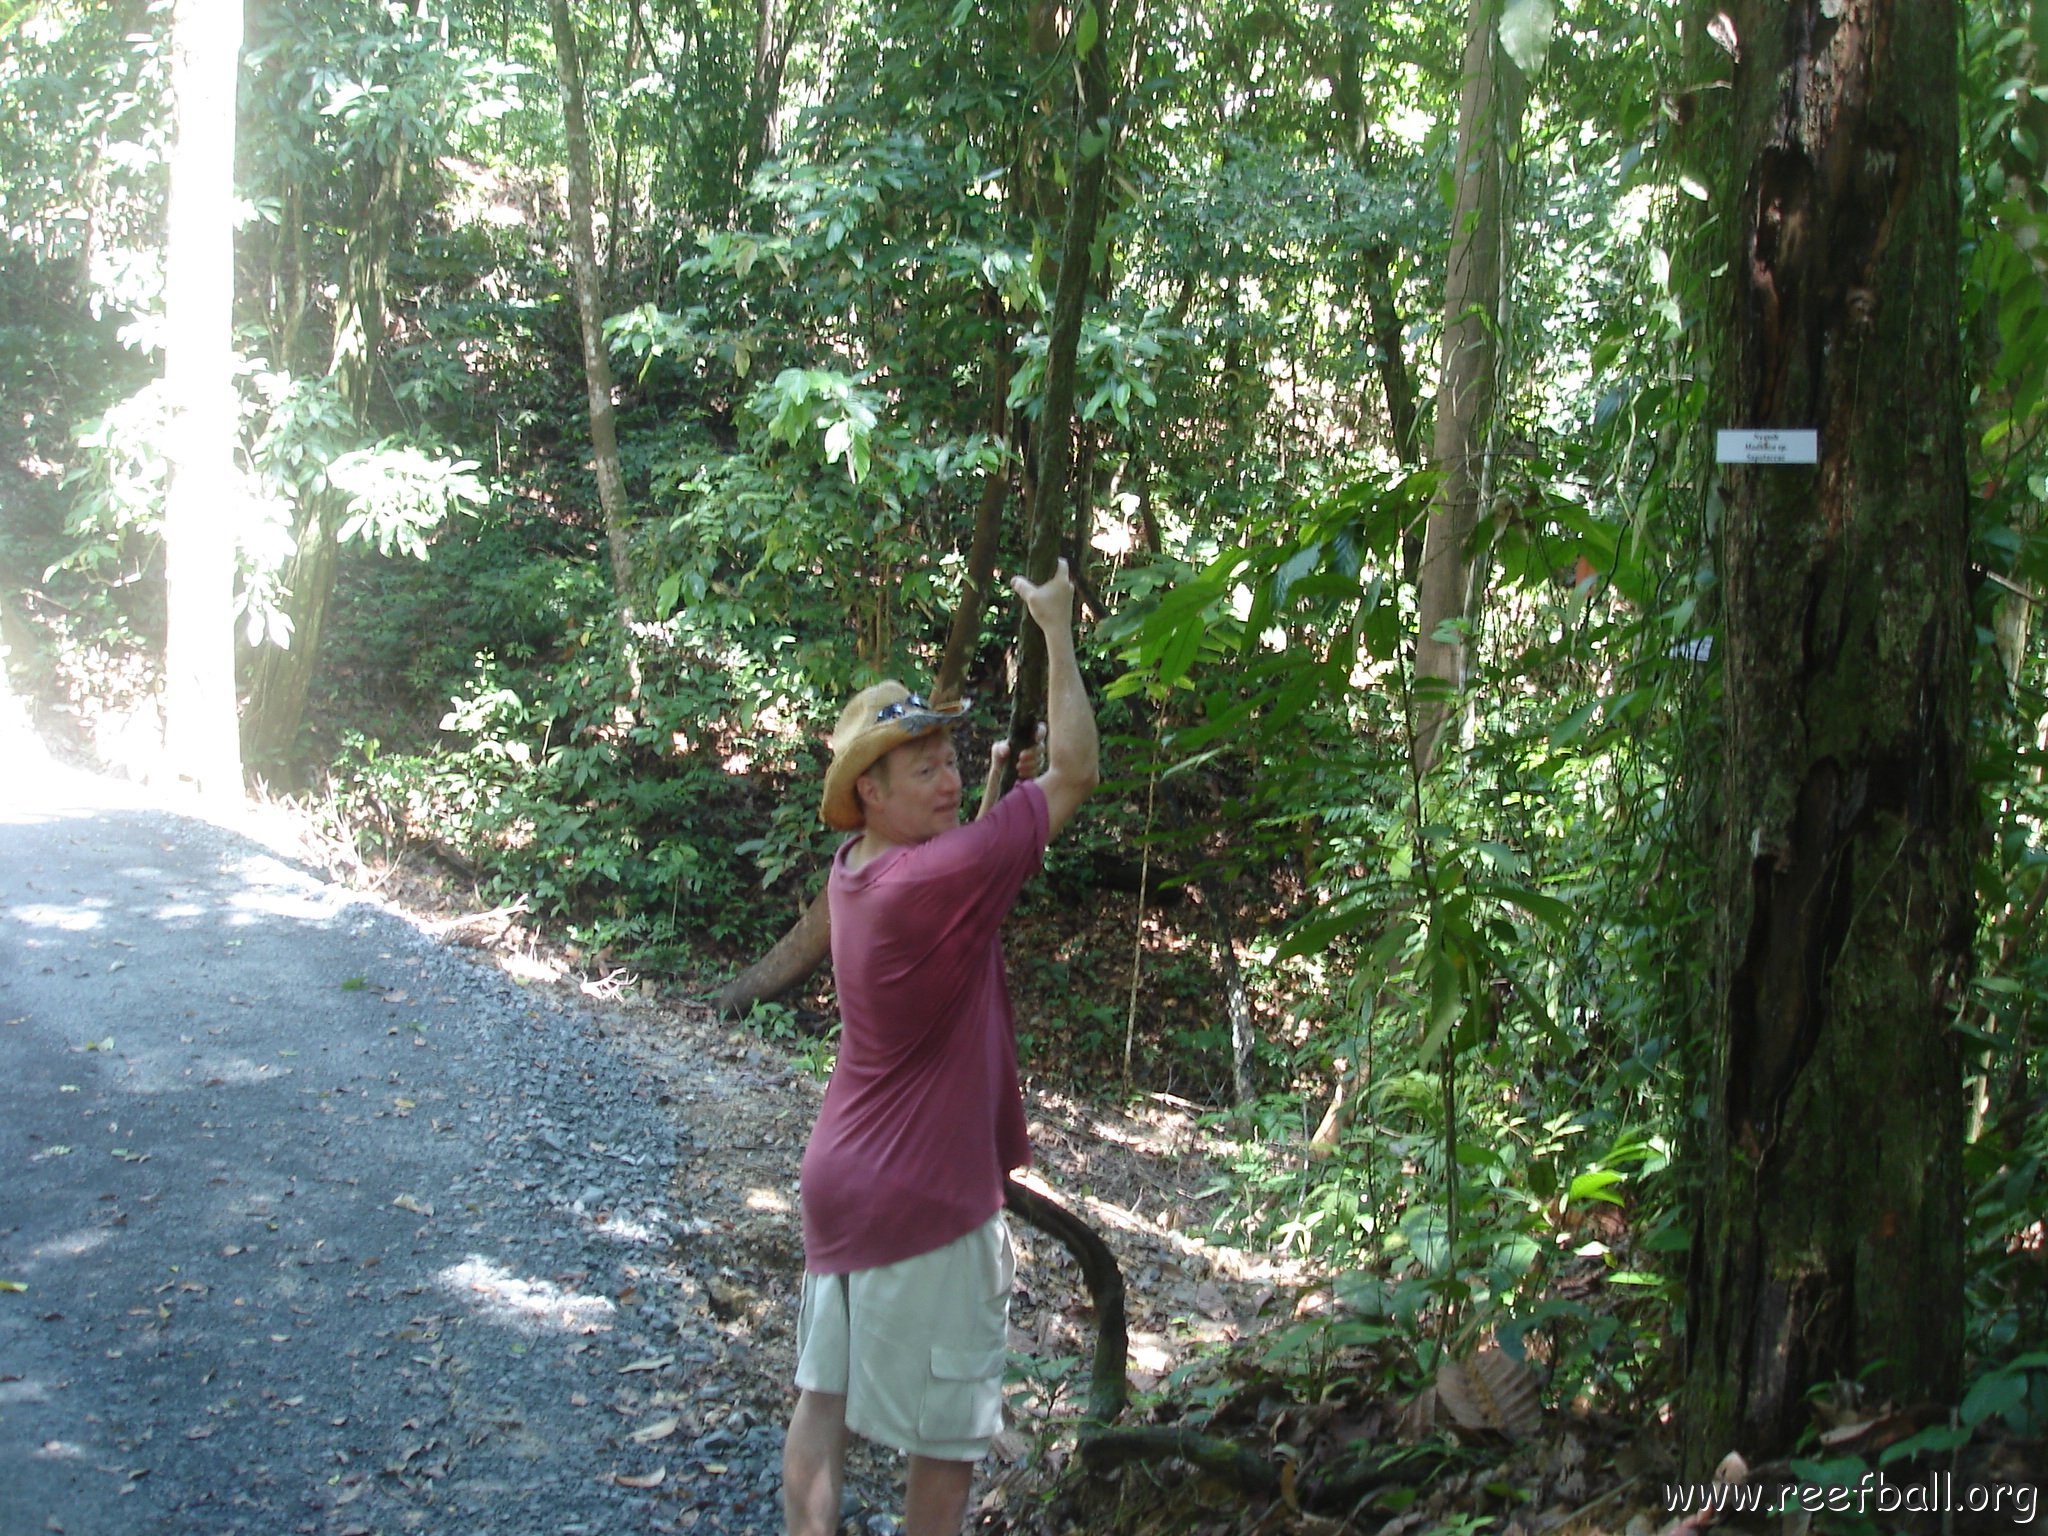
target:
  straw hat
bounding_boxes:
[819,681,972,831]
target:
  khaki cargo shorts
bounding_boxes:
[793,1213,1014,1462]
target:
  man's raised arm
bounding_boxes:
[1011,559,1099,839]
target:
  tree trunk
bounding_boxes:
[743,0,784,177]
[550,0,635,608]
[932,464,1007,707]
[1194,880,1256,1105]
[1411,0,1527,771]
[1004,1175,1129,1425]
[604,0,646,295]
[1006,0,1116,764]
[1334,25,1422,476]
[242,109,410,763]
[932,294,1013,707]
[1680,0,1970,1472]
[1364,244,1422,471]
[713,884,830,1020]
[160,0,244,800]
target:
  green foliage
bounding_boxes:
[322,538,845,972]
[749,1000,839,1078]
[63,361,484,649]
[327,443,488,558]
[0,0,170,304]
[1094,90,1714,1384]
[241,0,522,199]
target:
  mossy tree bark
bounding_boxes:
[1680,0,1972,1472]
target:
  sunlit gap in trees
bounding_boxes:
[0,751,99,820]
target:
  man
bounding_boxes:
[782,560,1099,1536]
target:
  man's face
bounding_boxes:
[858,730,962,845]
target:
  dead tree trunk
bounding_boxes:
[712,885,831,1020]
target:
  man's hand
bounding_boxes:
[1011,558,1076,638]
[978,724,1045,820]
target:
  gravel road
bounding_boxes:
[0,745,804,1535]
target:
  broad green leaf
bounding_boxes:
[1276,891,1381,960]
[1398,1208,1451,1272]
[1273,543,1320,606]
[1568,1168,1626,1205]
[1498,0,1554,74]
[1484,883,1576,934]
[1155,615,1204,688]
[1960,1366,2030,1429]
[1419,944,1462,1064]
[823,418,852,465]
[1072,2,1099,59]
[1549,699,1600,745]
[1877,1424,1972,1467]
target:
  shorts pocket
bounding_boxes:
[992,1221,1016,1299]
[918,1343,1007,1444]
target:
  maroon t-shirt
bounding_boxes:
[799,780,1049,1274]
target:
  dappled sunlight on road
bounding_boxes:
[592,1212,667,1243]
[222,869,356,924]
[436,1254,618,1334]
[10,901,108,931]
[24,1222,116,1266]
[114,1052,293,1095]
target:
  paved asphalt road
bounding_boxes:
[0,735,773,1534]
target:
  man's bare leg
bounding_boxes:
[783,1390,849,1536]
[903,1454,974,1536]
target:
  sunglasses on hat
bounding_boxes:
[876,694,970,725]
